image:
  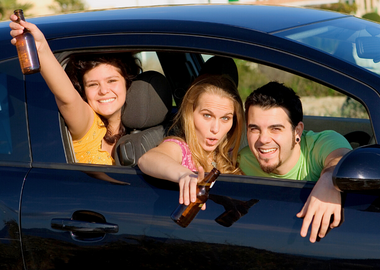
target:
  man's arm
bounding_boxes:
[296,148,350,243]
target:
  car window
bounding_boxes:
[242,58,370,150]
[0,59,30,163]
[138,51,164,75]
[202,55,371,150]
[234,58,369,119]
[59,49,371,167]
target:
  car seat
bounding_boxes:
[199,56,239,87]
[114,71,172,166]
[199,56,248,151]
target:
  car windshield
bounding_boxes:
[275,16,380,76]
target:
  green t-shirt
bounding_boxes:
[239,130,352,181]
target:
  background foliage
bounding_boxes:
[0,0,33,20]
[49,0,86,13]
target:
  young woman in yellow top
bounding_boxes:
[9,15,141,165]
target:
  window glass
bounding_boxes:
[0,59,30,163]
[138,52,164,75]
[275,16,380,76]
[0,73,12,154]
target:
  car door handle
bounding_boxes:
[51,218,119,234]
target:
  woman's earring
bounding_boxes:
[296,137,300,143]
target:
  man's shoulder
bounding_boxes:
[301,129,352,169]
[303,129,351,147]
[303,129,339,138]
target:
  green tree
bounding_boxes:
[0,0,33,21]
[49,0,87,14]
[362,12,380,22]
[319,1,357,14]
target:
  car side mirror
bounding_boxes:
[333,145,380,191]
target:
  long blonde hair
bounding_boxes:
[170,74,244,174]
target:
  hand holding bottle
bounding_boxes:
[178,166,206,210]
[10,12,47,55]
[172,167,220,227]
[10,10,42,74]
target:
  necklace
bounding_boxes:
[211,161,217,169]
[209,152,217,169]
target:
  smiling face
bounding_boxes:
[247,105,303,175]
[193,92,235,153]
[83,64,127,121]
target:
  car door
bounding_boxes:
[19,168,380,269]
[0,57,31,270]
[20,32,380,269]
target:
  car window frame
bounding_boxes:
[29,32,380,189]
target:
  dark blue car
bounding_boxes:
[0,4,379,269]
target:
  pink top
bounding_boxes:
[164,138,197,172]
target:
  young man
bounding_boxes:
[239,81,352,243]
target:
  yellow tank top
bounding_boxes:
[72,112,115,165]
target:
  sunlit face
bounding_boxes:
[83,64,127,120]
[246,105,303,175]
[193,92,234,153]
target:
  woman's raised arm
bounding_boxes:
[9,15,93,140]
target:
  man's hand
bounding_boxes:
[296,171,342,243]
[296,148,349,243]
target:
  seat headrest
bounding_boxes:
[199,56,239,87]
[122,71,172,130]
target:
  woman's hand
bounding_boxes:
[178,166,206,210]
[138,142,207,209]
[9,14,46,51]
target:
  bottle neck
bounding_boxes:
[198,168,220,186]
[14,9,25,22]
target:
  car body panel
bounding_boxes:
[25,6,347,39]
[21,167,380,268]
[0,167,29,270]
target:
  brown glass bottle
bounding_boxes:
[14,9,40,75]
[171,167,220,228]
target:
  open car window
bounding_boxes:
[230,57,371,151]
[202,54,371,149]
[57,49,371,176]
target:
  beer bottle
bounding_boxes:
[14,9,40,75]
[171,167,220,228]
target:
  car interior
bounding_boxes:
[56,48,373,168]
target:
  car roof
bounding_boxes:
[1,5,348,40]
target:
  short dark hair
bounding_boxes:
[245,81,303,129]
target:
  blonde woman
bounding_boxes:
[138,74,244,207]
